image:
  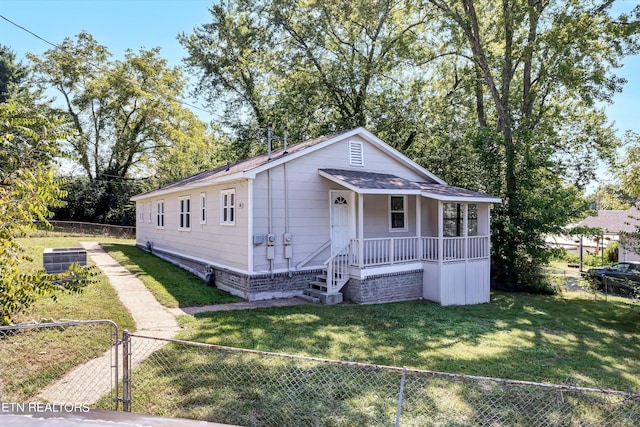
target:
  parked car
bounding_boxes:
[586,261,640,296]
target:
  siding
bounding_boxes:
[136,181,250,271]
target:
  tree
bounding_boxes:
[180,0,436,150]
[423,0,639,289]
[28,32,214,224]
[181,0,640,291]
[0,102,94,324]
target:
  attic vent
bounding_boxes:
[349,141,364,166]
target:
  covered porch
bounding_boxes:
[319,169,501,305]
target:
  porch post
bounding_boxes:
[358,193,364,268]
[463,203,468,259]
[437,200,443,262]
[416,195,423,260]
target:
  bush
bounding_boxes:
[604,241,619,264]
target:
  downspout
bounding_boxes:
[267,123,274,278]
[283,126,292,277]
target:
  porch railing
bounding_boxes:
[351,236,489,267]
[324,242,352,293]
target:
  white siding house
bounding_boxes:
[131,128,501,305]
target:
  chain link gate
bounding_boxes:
[0,320,120,411]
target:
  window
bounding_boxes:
[138,203,145,222]
[443,203,463,237]
[147,202,152,223]
[200,193,207,224]
[221,189,235,225]
[156,200,165,228]
[179,197,191,230]
[468,204,478,236]
[349,141,364,166]
[389,195,407,231]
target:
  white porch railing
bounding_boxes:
[352,236,489,267]
[324,242,352,293]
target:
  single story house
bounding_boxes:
[577,207,640,262]
[131,127,501,305]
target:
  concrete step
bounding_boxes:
[303,288,343,305]
[298,293,320,304]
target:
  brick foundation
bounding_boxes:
[342,270,423,304]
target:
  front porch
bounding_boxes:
[316,168,501,305]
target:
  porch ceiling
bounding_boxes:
[319,168,502,203]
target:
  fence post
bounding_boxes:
[122,329,131,412]
[395,367,406,427]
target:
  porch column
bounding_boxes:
[358,193,364,268]
[463,203,468,259]
[416,195,423,260]
[437,200,443,262]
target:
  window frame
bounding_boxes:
[221,189,236,225]
[389,195,407,232]
[138,203,145,222]
[200,192,207,225]
[178,196,191,231]
[443,202,463,237]
[156,200,165,229]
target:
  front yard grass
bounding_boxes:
[101,243,242,307]
[2,235,136,403]
[176,291,640,392]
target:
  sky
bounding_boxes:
[2,0,640,189]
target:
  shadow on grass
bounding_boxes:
[181,293,640,393]
[101,243,242,308]
[124,336,639,426]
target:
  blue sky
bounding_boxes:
[2,0,639,187]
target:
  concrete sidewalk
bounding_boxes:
[37,241,309,405]
[37,242,182,405]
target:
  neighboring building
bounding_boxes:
[131,128,501,305]
[577,207,640,262]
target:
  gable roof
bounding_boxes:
[132,127,444,201]
[578,207,640,234]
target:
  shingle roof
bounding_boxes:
[319,169,501,202]
[319,169,425,191]
[416,183,501,202]
[135,129,351,198]
[578,207,640,234]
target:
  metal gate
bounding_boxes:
[0,320,120,410]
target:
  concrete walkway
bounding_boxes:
[37,242,309,406]
[38,241,181,405]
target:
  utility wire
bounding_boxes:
[0,13,224,121]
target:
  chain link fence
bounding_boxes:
[0,320,120,411]
[125,333,640,426]
[36,220,135,238]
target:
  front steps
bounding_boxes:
[301,272,344,304]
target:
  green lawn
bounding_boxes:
[175,291,640,392]
[101,243,242,307]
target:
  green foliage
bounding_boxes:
[0,103,96,324]
[604,240,619,264]
[181,0,640,292]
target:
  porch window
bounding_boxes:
[179,196,191,230]
[443,203,462,237]
[156,200,165,228]
[468,203,478,236]
[389,195,407,231]
[221,189,235,225]
[200,192,207,224]
[138,203,144,222]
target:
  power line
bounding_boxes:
[0,13,225,121]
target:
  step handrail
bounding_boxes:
[323,242,351,293]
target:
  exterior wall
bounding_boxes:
[342,270,423,304]
[421,198,440,237]
[362,194,416,238]
[135,180,251,272]
[422,261,440,303]
[251,134,429,273]
[439,259,490,305]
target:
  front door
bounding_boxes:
[330,191,355,255]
